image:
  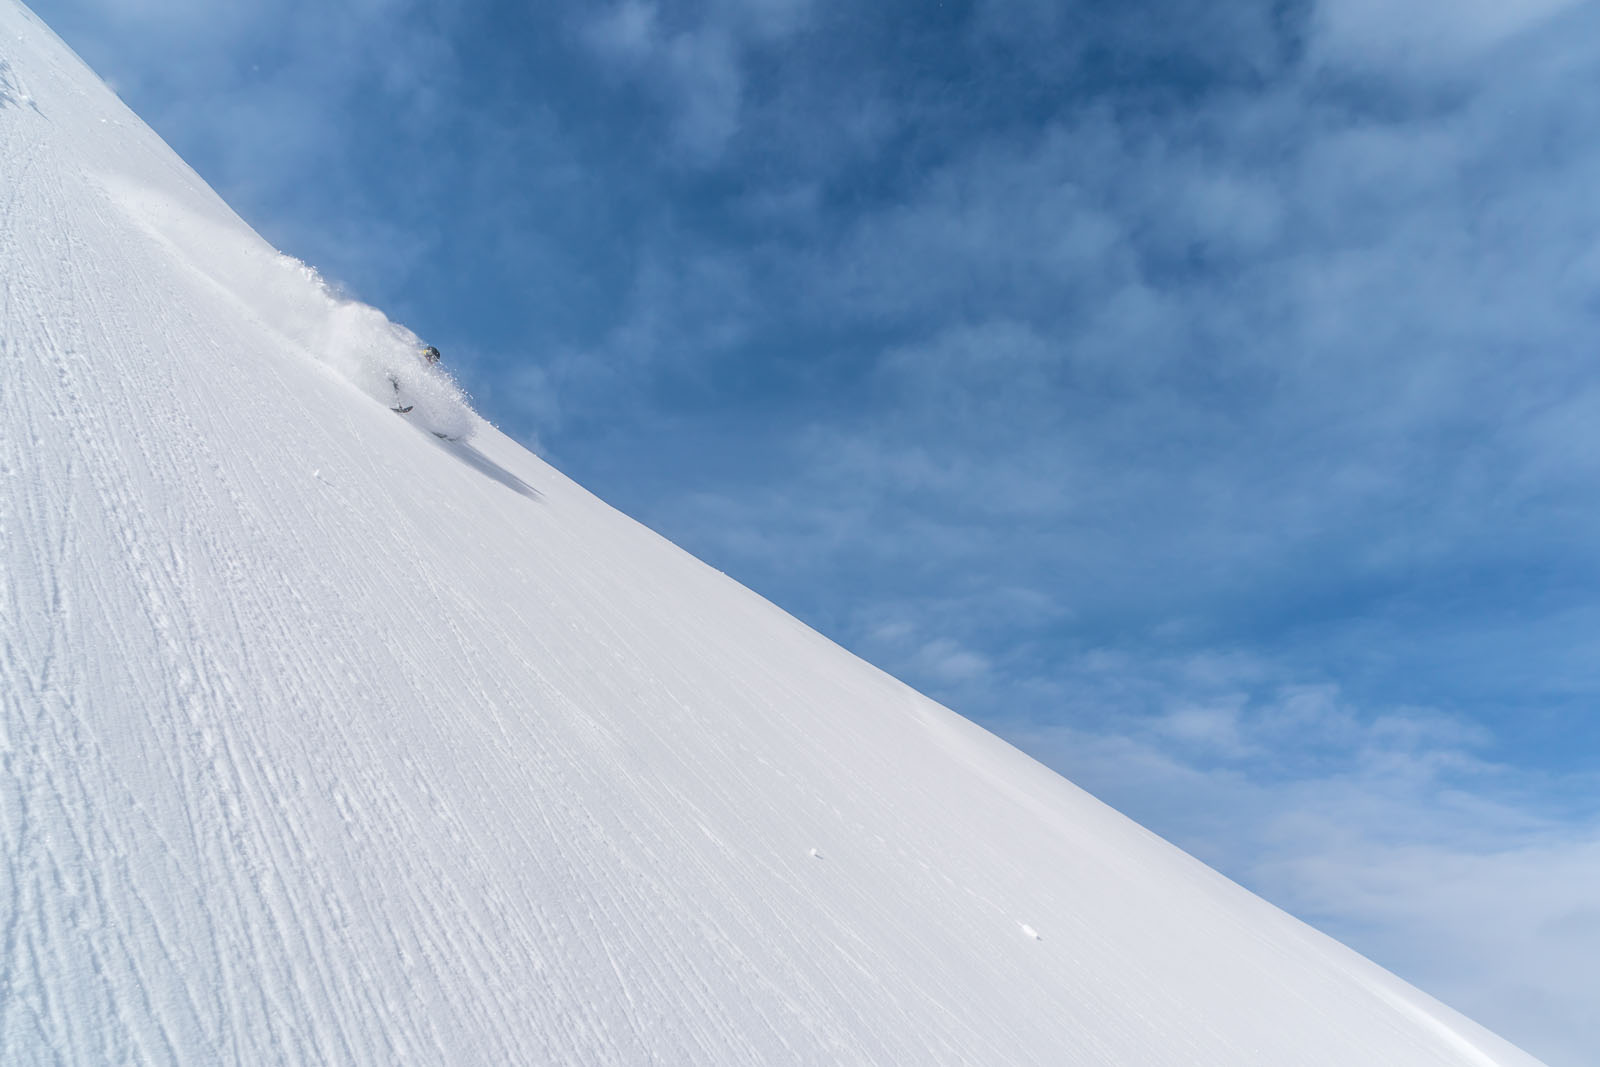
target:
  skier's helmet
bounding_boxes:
[422,345,441,364]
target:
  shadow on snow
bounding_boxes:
[435,437,541,500]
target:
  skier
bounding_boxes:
[391,345,441,412]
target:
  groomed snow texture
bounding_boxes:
[0,4,1546,1064]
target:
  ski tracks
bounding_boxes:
[1,138,382,1063]
[1,176,215,1063]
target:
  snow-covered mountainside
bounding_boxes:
[0,3,1545,1064]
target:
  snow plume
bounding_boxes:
[103,175,475,441]
[277,257,475,441]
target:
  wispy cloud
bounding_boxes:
[579,0,813,165]
[1312,0,1589,72]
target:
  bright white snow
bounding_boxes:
[0,2,1547,1064]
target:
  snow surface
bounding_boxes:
[0,3,1546,1064]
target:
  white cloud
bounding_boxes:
[584,0,659,61]
[1312,0,1589,73]
[661,27,743,162]
[913,637,992,685]
[1155,699,1255,757]
[579,0,813,165]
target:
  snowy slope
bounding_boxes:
[0,3,1545,1065]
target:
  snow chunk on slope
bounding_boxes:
[103,175,473,441]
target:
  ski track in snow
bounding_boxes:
[0,2,1549,1065]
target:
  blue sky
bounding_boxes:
[31,0,1600,1061]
